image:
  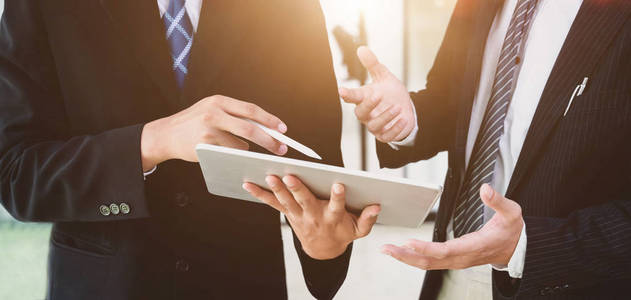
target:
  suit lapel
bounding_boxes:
[99,0,179,111]
[179,0,259,108]
[506,0,631,197]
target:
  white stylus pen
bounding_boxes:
[564,77,589,117]
[244,119,322,160]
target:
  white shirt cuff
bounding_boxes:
[143,166,157,180]
[388,101,418,150]
[492,223,527,278]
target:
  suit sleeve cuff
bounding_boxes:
[492,222,527,278]
[143,165,157,180]
[387,102,419,150]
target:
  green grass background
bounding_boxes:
[0,222,51,300]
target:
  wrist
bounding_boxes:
[302,241,350,260]
[495,218,525,266]
[141,119,169,171]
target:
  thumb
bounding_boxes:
[479,184,513,216]
[356,204,381,238]
[357,46,390,81]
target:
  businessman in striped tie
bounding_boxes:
[341,0,631,299]
[248,0,631,299]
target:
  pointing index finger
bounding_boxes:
[222,97,288,133]
[357,46,390,81]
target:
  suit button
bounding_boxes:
[99,205,111,216]
[119,203,131,214]
[447,168,453,179]
[175,192,190,208]
[175,259,190,272]
[540,287,552,296]
[109,203,120,215]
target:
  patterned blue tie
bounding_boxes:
[163,0,194,89]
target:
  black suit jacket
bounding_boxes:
[0,1,350,299]
[378,0,631,299]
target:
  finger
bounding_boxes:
[404,239,450,259]
[220,115,288,156]
[366,106,401,134]
[380,244,433,270]
[265,175,302,217]
[355,204,381,237]
[221,96,288,133]
[242,182,287,215]
[479,183,517,216]
[354,90,381,122]
[282,175,317,211]
[357,46,391,81]
[377,118,407,142]
[328,183,346,214]
[214,130,249,151]
[339,87,368,104]
[369,101,392,119]
[409,230,484,264]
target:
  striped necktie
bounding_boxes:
[453,0,539,238]
[163,0,194,89]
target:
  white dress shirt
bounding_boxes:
[398,0,583,297]
[144,0,203,179]
[156,0,203,32]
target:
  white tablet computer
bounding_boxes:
[196,144,442,228]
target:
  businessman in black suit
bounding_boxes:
[248,0,631,299]
[0,1,378,299]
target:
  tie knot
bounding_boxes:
[169,0,187,15]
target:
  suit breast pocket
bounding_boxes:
[565,89,629,115]
[558,89,629,138]
[557,106,626,142]
[551,92,629,171]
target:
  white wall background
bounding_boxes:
[284,1,456,299]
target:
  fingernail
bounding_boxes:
[282,176,293,187]
[278,123,287,133]
[379,246,391,256]
[242,183,250,192]
[370,205,381,217]
[481,184,493,199]
[338,87,347,96]
[265,176,275,186]
[278,144,288,155]
[333,183,344,194]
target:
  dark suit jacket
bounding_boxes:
[0,1,350,299]
[377,0,631,299]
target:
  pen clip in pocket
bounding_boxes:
[563,77,589,117]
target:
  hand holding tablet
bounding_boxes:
[196,144,442,228]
